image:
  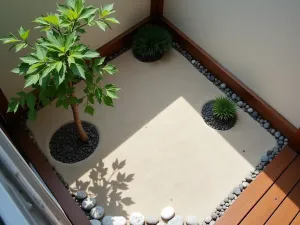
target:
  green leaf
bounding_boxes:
[56,61,63,72]
[28,108,37,120]
[70,63,85,79]
[67,56,75,66]
[103,95,113,107]
[103,63,117,75]
[27,62,44,74]
[11,63,30,75]
[7,98,19,113]
[15,43,27,52]
[83,50,99,59]
[79,7,98,20]
[20,55,40,65]
[104,17,120,24]
[88,95,94,104]
[95,57,105,66]
[105,84,120,99]
[96,21,108,31]
[46,31,61,47]
[85,105,94,115]
[26,93,36,110]
[103,3,114,12]
[95,88,102,104]
[65,32,76,51]
[25,74,39,87]
[0,36,20,44]
[18,27,30,40]
[36,46,47,60]
[43,15,59,26]
[66,0,76,9]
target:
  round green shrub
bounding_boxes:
[213,96,237,121]
[132,25,172,62]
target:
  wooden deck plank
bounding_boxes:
[265,181,300,225]
[215,146,297,225]
[240,155,300,225]
[291,212,300,225]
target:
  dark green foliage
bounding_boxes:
[1,0,120,120]
[132,25,172,62]
[212,96,237,121]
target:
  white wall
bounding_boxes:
[0,0,150,99]
[164,0,300,127]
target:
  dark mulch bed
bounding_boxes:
[49,121,99,164]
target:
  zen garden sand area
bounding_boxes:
[28,49,275,220]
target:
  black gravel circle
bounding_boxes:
[49,122,99,164]
[202,101,237,131]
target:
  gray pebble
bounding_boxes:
[90,220,102,225]
[186,216,198,225]
[279,136,284,140]
[220,83,226,89]
[90,206,105,220]
[75,190,87,200]
[247,108,253,113]
[211,213,217,221]
[228,194,235,200]
[275,131,281,138]
[130,212,145,225]
[252,111,258,118]
[242,182,249,188]
[261,155,269,162]
[216,206,222,211]
[81,197,96,210]
[270,129,275,134]
[204,216,212,223]
[209,222,215,225]
[168,216,184,225]
[237,101,243,107]
[146,216,159,225]
[231,94,237,100]
[245,175,252,182]
[233,187,241,196]
[191,60,195,64]
[220,201,225,206]
[263,123,270,129]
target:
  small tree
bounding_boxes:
[1,0,120,142]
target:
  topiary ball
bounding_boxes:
[212,96,237,121]
[132,25,172,62]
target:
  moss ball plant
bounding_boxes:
[202,96,237,131]
[212,96,237,121]
[132,25,172,62]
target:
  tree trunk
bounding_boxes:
[69,83,89,142]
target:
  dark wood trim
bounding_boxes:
[159,16,298,142]
[151,0,164,19]
[289,129,300,153]
[0,90,90,225]
[97,16,151,56]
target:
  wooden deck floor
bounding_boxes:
[216,146,300,225]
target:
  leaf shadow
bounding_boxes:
[71,158,135,217]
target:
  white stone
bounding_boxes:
[161,207,175,220]
[186,216,198,225]
[167,216,183,225]
[130,212,145,225]
[90,206,105,219]
[82,197,96,210]
[90,220,102,225]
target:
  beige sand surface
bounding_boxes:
[28,49,275,220]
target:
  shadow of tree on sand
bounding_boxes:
[71,158,135,217]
